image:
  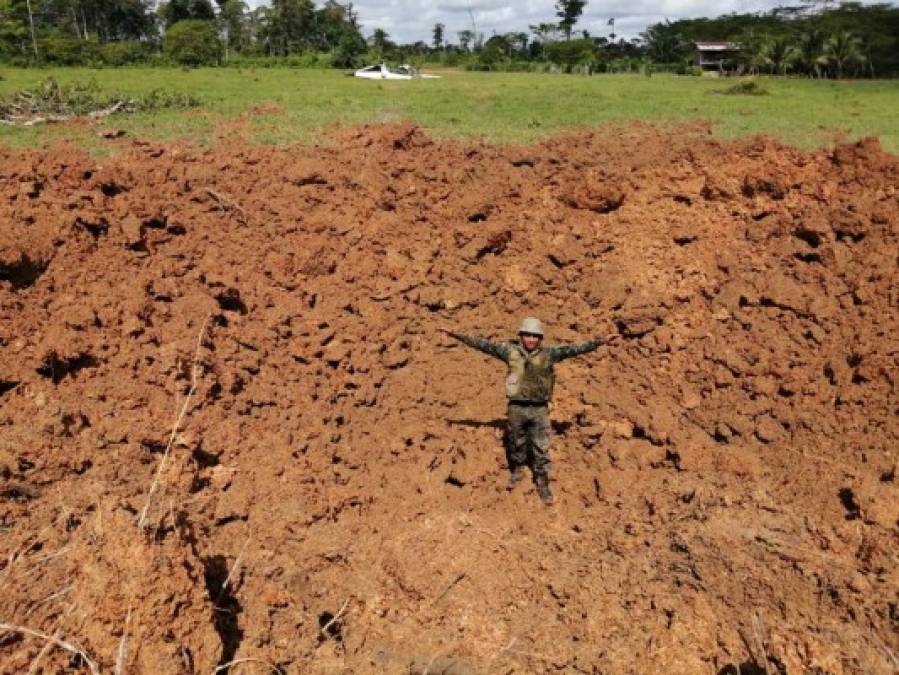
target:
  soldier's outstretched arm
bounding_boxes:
[439,328,511,362]
[549,333,619,362]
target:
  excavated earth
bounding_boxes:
[0,123,897,675]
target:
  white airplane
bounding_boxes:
[353,64,441,80]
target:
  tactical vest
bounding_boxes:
[505,346,554,403]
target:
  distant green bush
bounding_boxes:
[164,20,222,67]
[466,60,553,73]
[224,52,337,69]
[545,39,596,71]
[8,38,155,67]
[37,37,101,66]
[98,41,154,66]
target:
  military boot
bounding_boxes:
[507,466,525,491]
[535,473,554,506]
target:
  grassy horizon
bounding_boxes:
[1,67,897,153]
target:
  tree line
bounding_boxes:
[643,2,899,78]
[0,0,896,77]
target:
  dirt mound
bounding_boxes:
[1,124,897,674]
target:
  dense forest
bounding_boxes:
[0,0,897,77]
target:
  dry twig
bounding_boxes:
[26,626,62,675]
[137,316,210,531]
[433,572,467,605]
[24,585,73,617]
[0,622,99,675]
[212,657,283,673]
[1,509,71,582]
[203,187,248,225]
[89,100,127,119]
[218,538,251,601]
[319,597,351,640]
[114,604,132,675]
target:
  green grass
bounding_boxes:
[1,67,897,153]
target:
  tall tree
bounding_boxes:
[509,31,528,54]
[25,0,37,57]
[797,28,826,77]
[265,0,315,55]
[77,0,157,41]
[457,28,473,52]
[218,0,247,55]
[530,21,560,59]
[431,22,443,50]
[315,1,365,65]
[739,29,773,74]
[0,0,31,56]
[640,20,684,62]
[767,35,800,74]
[159,0,215,28]
[820,30,865,77]
[556,0,586,40]
[369,27,391,51]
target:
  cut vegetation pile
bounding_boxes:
[0,124,897,674]
[712,79,770,96]
[0,78,199,126]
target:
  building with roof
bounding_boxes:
[694,41,741,74]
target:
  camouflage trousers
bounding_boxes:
[507,402,551,475]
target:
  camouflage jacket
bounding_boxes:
[450,333,603,403]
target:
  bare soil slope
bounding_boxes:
[1,124,897,675]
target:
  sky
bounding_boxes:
[245,0,820,43]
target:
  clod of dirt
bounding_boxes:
[0,252,49,290]
[562,176,626,213]
[36,350,98,384]
[98,129,127,139]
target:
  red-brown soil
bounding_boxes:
[1,124,897,675]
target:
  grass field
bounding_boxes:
[1,67,897,153]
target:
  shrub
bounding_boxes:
[38,37,102,66]
[98,41,154,67]
[545,39,596,71]
[164,20,222,66]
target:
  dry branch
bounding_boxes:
[137,316,210,531]
[203,187,249,225]
[0,622,99,675]
[26,627,61,675]
[89,100,127,119]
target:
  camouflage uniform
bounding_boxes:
[449,333,602,476]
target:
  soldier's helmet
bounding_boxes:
[518,317,544,336]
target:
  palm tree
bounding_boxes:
[640,21,683,64]
[820,31,865,79]
[739,32,772,75]
[797,29,826,78]
[767,36,800,75]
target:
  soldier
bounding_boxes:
[440,317,616,505]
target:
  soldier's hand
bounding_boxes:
[600,333,620,345]
[438,327,455,336]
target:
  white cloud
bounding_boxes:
[244,0,876,43]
